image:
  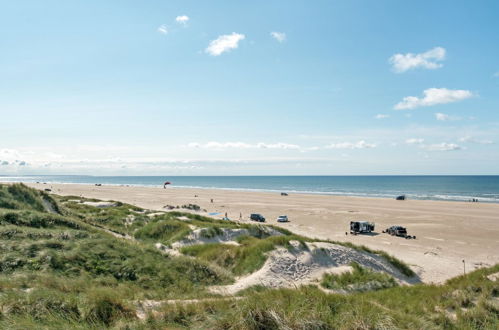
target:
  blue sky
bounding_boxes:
[1,0,498,175]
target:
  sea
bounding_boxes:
[1,175,498,203]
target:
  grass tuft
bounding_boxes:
[321,262,398,292]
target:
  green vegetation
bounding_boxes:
[134,219,191,245]
[60,196,149,236]
[0,183,497,329]
[0,184,231,328]
[146,264,499,329]
[181,235,306,275]
[321,262,398,292]
[0,183,48,212]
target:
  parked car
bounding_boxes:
[277,215,289,222]
[383,226,416,239]
[350,221,375,235]
[250,213,266,222]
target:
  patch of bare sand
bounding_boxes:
[209,240,418,295]
[81,201,118,208]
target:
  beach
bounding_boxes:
[26,182,499,284]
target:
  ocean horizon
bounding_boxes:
[1,175,498,203]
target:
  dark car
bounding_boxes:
[250,213,266,222]
[384,226,416,239]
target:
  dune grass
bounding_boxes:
[134,219,192,245]
[146,264,499,329]
[1,183,497,329]
[180,235,306,276]
[321,262,398,292]
[60,198,149,236]
[0,183,47,212]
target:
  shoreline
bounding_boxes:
[1,179,498,203]
[10,181,499,284]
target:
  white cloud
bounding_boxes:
[389,47,446,73]
[257,142,300,149]
[188,141,378,151]
[0,149,30,167]
[205,33,245,56]
[157,24,168,35]
[435,112,462,121]
[394,88,473,110]
[423,143,462,151]
[435,113,450,121]
[0,148,23,160]
[324,140,376,149]
[406,138,424,145]
[76,145,130,152]
[458,136,493,144]
[405,139,462,151]
[175,15,189,25]
[188,142,300,150]
[375,114,390,119]
[270,31,286,43]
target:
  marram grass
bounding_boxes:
[0,183,497,329]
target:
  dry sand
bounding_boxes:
[209,240,415,295]
[25,182,499,283]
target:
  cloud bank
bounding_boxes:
[188,142,300,150]
[423,143,461,151]
[324,141,376,149]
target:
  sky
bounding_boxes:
[0,0,498,175]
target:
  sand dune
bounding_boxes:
[209,240,416,295]
[25,182,499,283]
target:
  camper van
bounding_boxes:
[350,221,375,235]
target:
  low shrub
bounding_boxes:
[82,288,135,326]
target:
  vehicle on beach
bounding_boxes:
[383,226,416,239]
[395,195,406,200]
[277,215,289,222]
[349,221,375,235]
[250,213,266,222]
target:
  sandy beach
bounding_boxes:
[25,182,499,284]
